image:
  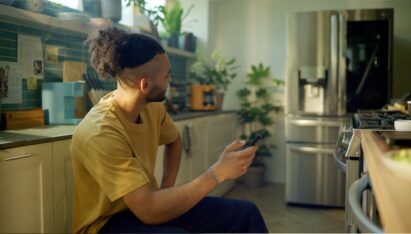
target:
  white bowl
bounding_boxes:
[394,120,411,131]
[382,149,411,183]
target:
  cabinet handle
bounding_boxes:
[182,125,192,154]
[2,153,33,162]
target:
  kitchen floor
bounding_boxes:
[224,183,345,233]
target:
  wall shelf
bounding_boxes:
[0,4,196,59]
[0,4,90,35]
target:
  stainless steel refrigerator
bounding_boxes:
[285,9,393,206]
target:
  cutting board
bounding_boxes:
[1,108,44,130]
[63,61,88,118]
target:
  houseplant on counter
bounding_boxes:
[189,50,239,110]
[236,63,284,188]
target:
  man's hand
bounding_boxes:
[212,140,257,182]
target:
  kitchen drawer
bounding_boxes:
[286,116,350,143]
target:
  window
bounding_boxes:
[48,0,80,10]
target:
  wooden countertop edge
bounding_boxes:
[360,131,410,232]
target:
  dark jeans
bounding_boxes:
[99,196,268,233]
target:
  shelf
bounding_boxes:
[0,4,91,35]
[164,45,196,59]
[0,5,196,58]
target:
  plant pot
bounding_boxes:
[215,91,224,111]
[190,84,216,111]
[242,163,265,188]
[100,0,122,22]
[167,34,179,48]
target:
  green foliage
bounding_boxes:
[127,0,194,37]
[128,0,164,26]
[189,50,239,91]
[236,63,284,164]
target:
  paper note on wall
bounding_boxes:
[0,62,22,104]
[18,34,44,79]
[26,77,38,90]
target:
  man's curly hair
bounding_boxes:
[87,27,165,79]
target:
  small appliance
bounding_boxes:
[42,81,85,124]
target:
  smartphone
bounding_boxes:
[242,130,265,149]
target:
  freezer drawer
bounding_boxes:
[286,143,345,206]
[286,116,350,143]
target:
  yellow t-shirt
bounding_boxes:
[70,92,179,234]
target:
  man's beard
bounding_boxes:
[145,86,167,103]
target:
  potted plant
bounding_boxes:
[189,50,239,110]
[236,63,284,188]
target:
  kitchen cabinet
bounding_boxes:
[52,139,73,233]
[0,143,54,233]
[155,113,238,196]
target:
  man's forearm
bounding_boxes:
[124,168,219,225]
[161,135,183,188]
[147,169,218,224]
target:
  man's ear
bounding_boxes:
[139,76,150,94]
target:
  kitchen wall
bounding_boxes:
[182,0,411,183]
[0,14,189,112]
[0,20,91,111]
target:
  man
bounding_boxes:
[70,27,268,233]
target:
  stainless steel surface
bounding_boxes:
[345,158,360,233]
[343,8,393,21]
[286,116,350,143]
[348,175,383,233]
[286,10,337,115]
[286,8,393,116]
[333,148,347,173]
[346,129,362,159]
[337,13,347,116]
[285,8,393,208]
[285,143,345,206]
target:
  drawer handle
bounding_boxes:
[2,153,33,162]
[289,119,342,127]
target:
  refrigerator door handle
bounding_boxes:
[289,119,342,127]
[338,12,347,115]
[330,13,339,114]
[289,145,335,155]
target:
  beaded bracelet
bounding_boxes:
[208,166,220,184]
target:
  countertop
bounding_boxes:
[0,110,235,150]
[360,130,411,232]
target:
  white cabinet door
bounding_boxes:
[155,120,192,186]
[154,121,198,185]
[52,139,72,233]
[0,143,54,233]
[205,114,238,196]
[154,113,238,195]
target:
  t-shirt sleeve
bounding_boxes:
[82,132,149,201]
[159,111,179,145]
